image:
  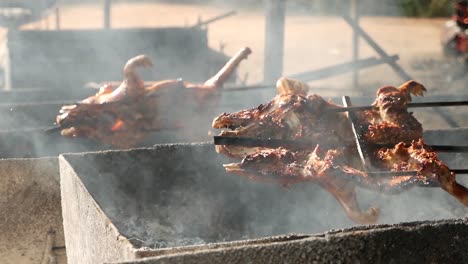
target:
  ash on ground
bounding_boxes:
[112,214,249,249]
[100,167,251,250]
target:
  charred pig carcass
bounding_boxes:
[56,47,252,148]
[212,78,468,224]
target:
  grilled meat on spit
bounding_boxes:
[376,139,468,206]
[212,77,355,157]
[223,146,380,224]
[56,47,252,148]
[357,80,468,205]
[357,80,426,145]
[214,78,376,224]
[213,78,468,224]
[223,138,468,224]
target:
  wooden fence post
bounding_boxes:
[263,0,286,83]
[351,0,360,90]
[104,0,111,29]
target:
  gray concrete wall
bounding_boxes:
[0,157,66,264]
[58,142,468,264]
[59,155,136,264]
[111,218,468,264]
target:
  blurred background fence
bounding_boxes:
[59,0,454,17]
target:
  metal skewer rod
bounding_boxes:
[328,100,468,113]
[367,171,418,177]
[213,136,318,149]
[44,126,61,134]
[452,169,468,174]
[367,169,468,177]
[190,10,237,28]
[407,101,468,108]
[367,143,468,152]
[213,136,468,153]
[418,145,468,152]
[342,96,372,171]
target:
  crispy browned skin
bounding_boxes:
[212,77,354,158]
[357,80,426,145]
[56,47,252,148]
[376,138,468,206]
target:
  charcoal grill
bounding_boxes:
[59,140,467,264]
[1,80,468,264]
[113,219,468,264]
[0,93,465,159]
[0,157,65,264]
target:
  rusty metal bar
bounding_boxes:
[287,55,399,82]
[225,55,399,92]
[342,13,460,128]
[342,13,412,81]
[328,100,468,113]
[190,11,237,28]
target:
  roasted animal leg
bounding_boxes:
[193,47,252,90]
[143,47,253,100]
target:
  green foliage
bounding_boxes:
[399,0,453,17]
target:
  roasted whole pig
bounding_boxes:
[212,77,355,158]
[213,78,468,224]
[56,47,252,148]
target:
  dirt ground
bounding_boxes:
[23,2,468,128]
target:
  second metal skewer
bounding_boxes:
[328,100,468,113]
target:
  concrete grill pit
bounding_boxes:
[59,140,468,264]
[0,64,251,262]
[113,218,468,264]
[0,158,66,264]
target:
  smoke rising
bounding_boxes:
[65,141,467,251]
[1,0,468,256]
